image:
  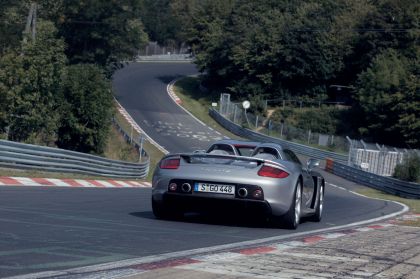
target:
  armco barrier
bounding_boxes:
[209,109,348,162]
[0,140,149,179]
[210,108,420,199]
[328,160,420,199]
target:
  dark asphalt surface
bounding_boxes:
[0,62,405,278]
[0,185,402,278]
[113,62,223,153]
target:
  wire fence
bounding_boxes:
[137,42,190,56]
[219,93,349,154]
[218,93,418,177]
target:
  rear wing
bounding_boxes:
[163,153,287,169]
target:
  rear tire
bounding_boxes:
[152,198,183,220]
[280,180,302,230]
[309,184,324,222]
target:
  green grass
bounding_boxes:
[104,125,140,162]
[113,102,165,181]
[173,77,243,140]
[356,187,420,227]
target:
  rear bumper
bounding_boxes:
[157,192,272,216]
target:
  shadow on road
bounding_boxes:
[129,210,306,230]
[156,75,183,84]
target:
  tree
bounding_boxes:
[342,0,419,86]
[49,0,148,72]
[189,0,366,99]
[355,49,419,148]
[57,64,114,154]
[0,0,28,54]
[0,20,67,145]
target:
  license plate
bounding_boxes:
[194,182,235,195]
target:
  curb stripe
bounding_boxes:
[237,246,277,255]
[61,179,83,187]
[12,177,41,186]
[303,235,325,244]
[45,178,71,187]
[85,180,106,188]
[0,177,152,188]
[31,178,55,186]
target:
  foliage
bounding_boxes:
[185,0,419,148]
[0,20,67,145]
[393,153,420,183]
[57,64,114,154]
[271,106,352,135]
[355,49,419,148]
[44,0,148,73]
[0,1,28,54]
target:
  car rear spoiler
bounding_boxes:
[163,153,287,169]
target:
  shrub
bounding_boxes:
[393,153,420,183]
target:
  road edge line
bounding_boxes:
[114,99,169,155]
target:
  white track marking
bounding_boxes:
[115,99,168,154]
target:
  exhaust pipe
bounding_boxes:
[238,188,248,198]
[182,183,192,193]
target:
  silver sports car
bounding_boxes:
[152,141,325,229]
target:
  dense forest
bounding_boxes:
[138,0,419,149]
[0,0,419,150]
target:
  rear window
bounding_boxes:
[235,146,255,156]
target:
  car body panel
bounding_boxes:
[152,141,325,225]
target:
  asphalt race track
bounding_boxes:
[113,62,224,153]
[0,62,405,278]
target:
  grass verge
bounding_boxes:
[172,77,242,140]
[356,187,420,227]
[113,103,165,181]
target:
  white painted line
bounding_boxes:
[115,99,168,155]
[166,78,207,127]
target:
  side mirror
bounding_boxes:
[307,158,320,171]
[193,150,206,154]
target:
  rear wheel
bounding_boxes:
[152,198,183,220]
[152,198,169,219]
[280,181,302,229]
[309,184,324,222]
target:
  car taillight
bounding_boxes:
[258,165,289,178]
[160,158,180,169]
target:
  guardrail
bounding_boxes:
[136,54,193,62]
[209,108,348,162]
[210,108,420,198]
[0,139,149,179]
[326,159,420,199]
